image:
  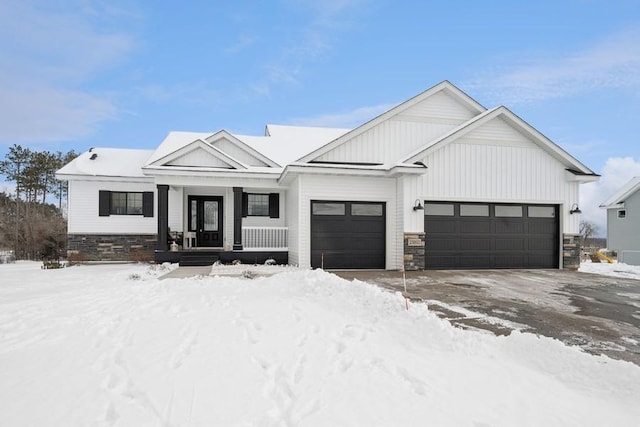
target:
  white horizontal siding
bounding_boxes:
[314,91,478,164]
[67,180,157,234]
[293,174,399,269]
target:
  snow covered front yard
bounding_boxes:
[1,262,639,426]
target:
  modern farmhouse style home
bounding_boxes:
[56,81,598,270]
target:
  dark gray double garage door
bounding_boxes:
[424,202,559,269]
[310,200,559,270]
[311,201,386,269]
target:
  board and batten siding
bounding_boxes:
[416,117,580,234]
[313,90,478,165]
[292,174,400,269]
[67,180,157,234]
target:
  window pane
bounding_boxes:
[425,203,454,216]
[460,204,489,216]
[203,201,218,231]
[528,206,555,218]
[127,193,143,215]
[618,210,627,219]
[248,194,269,216]
[351,203,383,216]
[495,205,523,217]
[312,202,345,215]
[190,200,197,231]
[111,192,127,215]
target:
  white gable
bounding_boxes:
[166,147,235,168]
[297,83,485,166]
[310,89,479,165]
[395,89,478,124]
[207,137,270,167]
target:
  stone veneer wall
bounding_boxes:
[404,232,425,270]
[562,233,581,270]
[67,234,157,262]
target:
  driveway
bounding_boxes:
[334,269,640,366]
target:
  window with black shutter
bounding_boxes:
[243,192,280,218]
[98,191,154,216]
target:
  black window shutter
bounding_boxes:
[269,193,280,218]
[242,192,248,217]
[142,192,154,217]
[99,191,111,216]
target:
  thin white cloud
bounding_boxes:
[251,0,364,96]
[225,35,257,54]
[0,1,134,144]
[290,103,394,128]
[466,28,640,104]
[580,156,640,237]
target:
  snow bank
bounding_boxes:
[1,262,639,426]
[579,260,640,280]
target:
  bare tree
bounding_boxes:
[579,220,598,248]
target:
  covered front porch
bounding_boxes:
[154,184,288,266]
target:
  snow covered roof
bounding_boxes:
[145,131,213,166]
[56,148,154,179]
[241,125,350,166]
[600,176,640,208]
[146,125,350,170]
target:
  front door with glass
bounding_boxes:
[188,196,223,247]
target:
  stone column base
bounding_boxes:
[563,233,581,270]
[404,233,425,271]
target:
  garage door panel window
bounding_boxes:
[312,203,346,215]
[495,205,523,217]
[460,204,489,216]
[351,204,383,216]
[528,206,555,218]
[425,203,455,216]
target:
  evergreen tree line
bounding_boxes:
[0,144,78,260]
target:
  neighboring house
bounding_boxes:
[600,176,640,265]
[56,81,598,270]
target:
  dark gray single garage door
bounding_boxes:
[311,201,385,269]
[424,202,559,269]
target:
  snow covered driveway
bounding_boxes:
[1,262,640,426]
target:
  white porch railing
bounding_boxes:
[242,227,288,250]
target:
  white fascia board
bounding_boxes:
[600,203,625,209]
[55,173,153,183]
[277,162,426,184]
[142,165,281,179]
[564,170,600,183]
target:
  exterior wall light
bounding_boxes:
[413,199,424,211]
[569,203,582,214]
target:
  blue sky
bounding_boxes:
[1,0,640,234]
